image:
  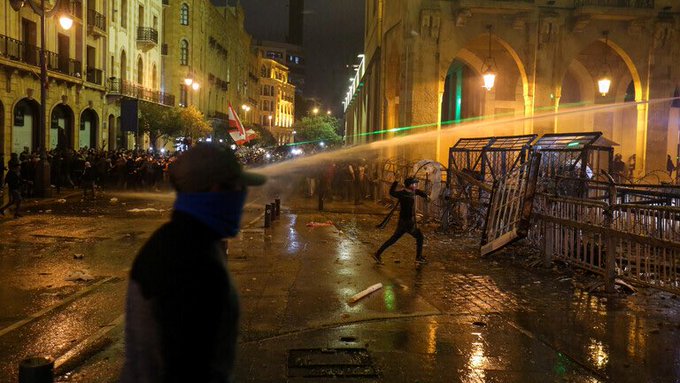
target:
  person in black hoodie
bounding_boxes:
[120,143,266,383]
[373,177,429,265]
[0,163,27,218]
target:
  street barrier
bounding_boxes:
[264,204,272,228]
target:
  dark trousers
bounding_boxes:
[376,220,423,259]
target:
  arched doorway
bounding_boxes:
[441,60,484,126]
[559,38,639,165]
[12,98,41,153]
[79,108,99,149]
[116,116,126,149]
[108,114,116,151]
[50,104,74,150]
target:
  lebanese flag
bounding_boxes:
[227,103,247,145]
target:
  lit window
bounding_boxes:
[180,39,189,65]
[180,4,189,25]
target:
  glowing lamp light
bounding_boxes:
[598,77,611,96]
[184,77,193,86]
[312,107,319,115]
[59,15,73,30]
[230,144,237,150]
[482,70,496,91]
[191,82,200,90]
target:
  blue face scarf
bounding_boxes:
[173,191,247,238]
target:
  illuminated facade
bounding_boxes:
[255,50,295,145]
[0,0,111,163]
[164,0,252,134]
[107,0,171,149]
[346,0,680,177]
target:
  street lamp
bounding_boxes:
[326,110,332,115]
[10,0,73,197]
[597,31,612,96]
[268,114,273,128]
[481,25,497,91]
[241,104,250,123]
[312,107,319,115]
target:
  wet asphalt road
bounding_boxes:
[1,188,680,382]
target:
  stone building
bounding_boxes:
[107,0,172,150]
[255,40,305,119]
[0,0,110,165]
[163,0,251,135]
[254,49,295,145]
[345,0,680,177]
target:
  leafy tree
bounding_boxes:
[138,102,182,150]
[177,105,212,140]
[294,115,342,146]
[250,125,277,147]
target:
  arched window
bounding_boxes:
[180,4,189,25]
[180,40,189,65]
[120,50,127,81]
[137,56,143,85]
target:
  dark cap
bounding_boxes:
[404,177,419,187]
[169,143,266,192]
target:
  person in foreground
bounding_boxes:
[120,143,266,383]
[373,177,429,265]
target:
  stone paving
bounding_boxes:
[56,196,680,382]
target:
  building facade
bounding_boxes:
[163,0,252,136]
[0,0,110,164]
[345,0,680,177]
[255,50,295,145]
[107,0,171,150]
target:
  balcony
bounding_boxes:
[574,0,654,8]
[0,35,85,80]
[87,8,107,37]
[136,27,158,51]
[86,66,103,85]
[108,78,175,107]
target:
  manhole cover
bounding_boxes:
[287,348,378,378]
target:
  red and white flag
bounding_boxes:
[227,103,247,145]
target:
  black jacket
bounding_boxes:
[121,211,239,383]
[389,181,428,222]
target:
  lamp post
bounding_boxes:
[312,107,319,115]
[241,104,251,123]
[10,0,73,197]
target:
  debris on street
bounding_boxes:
[348,283,383,303]
[306,221,334,228]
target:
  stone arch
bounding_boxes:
[601,37,643,102]
[12,98,40,153]
[79,108,99,149]
[557,60,595,134]
[50,103,74,150]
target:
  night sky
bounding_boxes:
[238,0,365,116]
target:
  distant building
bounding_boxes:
[254,49,295,145]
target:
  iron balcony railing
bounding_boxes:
[86,66,103,85]
[574,0,654,8]
[87,8,106,30]
[162,0,169,5]
[136,27,159,45]
[108,78,175,106]
[0,35,83,78]
[69,0,83,19]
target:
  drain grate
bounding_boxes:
[287,348,378,378]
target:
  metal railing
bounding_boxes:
[108,78,175,106]
[136,27,158,44]
[87,8,106,30]
[574,0,655,8]
[0,35,83,78]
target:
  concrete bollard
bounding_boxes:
[264,204,272,228]
[274,198,281,217]
[270,202,277,222]
[19,357,53,383]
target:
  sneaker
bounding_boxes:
[372,253,384,265]
[415,257,428,264]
